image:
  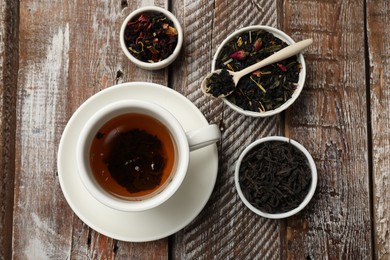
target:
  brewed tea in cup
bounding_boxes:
[77,99,220,212]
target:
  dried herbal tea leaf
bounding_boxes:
[123,12,178,63]
[215,30,301,112]
[205,69,235,98]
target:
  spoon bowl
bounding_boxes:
[201,38,313,98]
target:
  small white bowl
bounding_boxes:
[212,25,307,117]
[234,136,317,219]
[120,6,183,70]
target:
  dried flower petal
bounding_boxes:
[138,14,148,23]
[252,70,271,77]
[237,37,243,47]
[277,63,287,71]
[254,38,262,51]
[165,26,178,36]
[230,50,248,60]
[252,70,261,77]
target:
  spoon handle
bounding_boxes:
[237,38,313,77]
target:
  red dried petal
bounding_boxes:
[230,50,247,60]
[138,14,149,23]
[277,63,287,71]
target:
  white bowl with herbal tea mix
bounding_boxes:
[120,6,183,70]
[234,136,317,219]
[211,25,307,117]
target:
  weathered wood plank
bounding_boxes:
[0,0,19,259]
[69,219,168,259]
[171,0,284,258]
[282,0,372,258]
[13,0,169,258]
[366,1,390,259]
[13,1,79,258]
[8,0,388,258]
[68,0,169,257]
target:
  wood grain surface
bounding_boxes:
[1,0,390,259]
[282,0,372,258]
[13,0,169,259]
[0,1,19,259]
[171,0,284,259]
[367,1,390,259]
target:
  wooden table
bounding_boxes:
[1,0,389,259]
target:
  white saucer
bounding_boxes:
[57,82,218,242]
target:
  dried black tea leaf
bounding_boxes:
[205,69,235,97]
[238,141,311,214]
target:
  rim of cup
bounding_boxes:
[120,6,183,70]
[211,25,307,117]
[76,99,189,212]
[234,136,317,219]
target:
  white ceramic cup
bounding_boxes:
[76,99,221,212]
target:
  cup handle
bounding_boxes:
[186,124,221,151]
